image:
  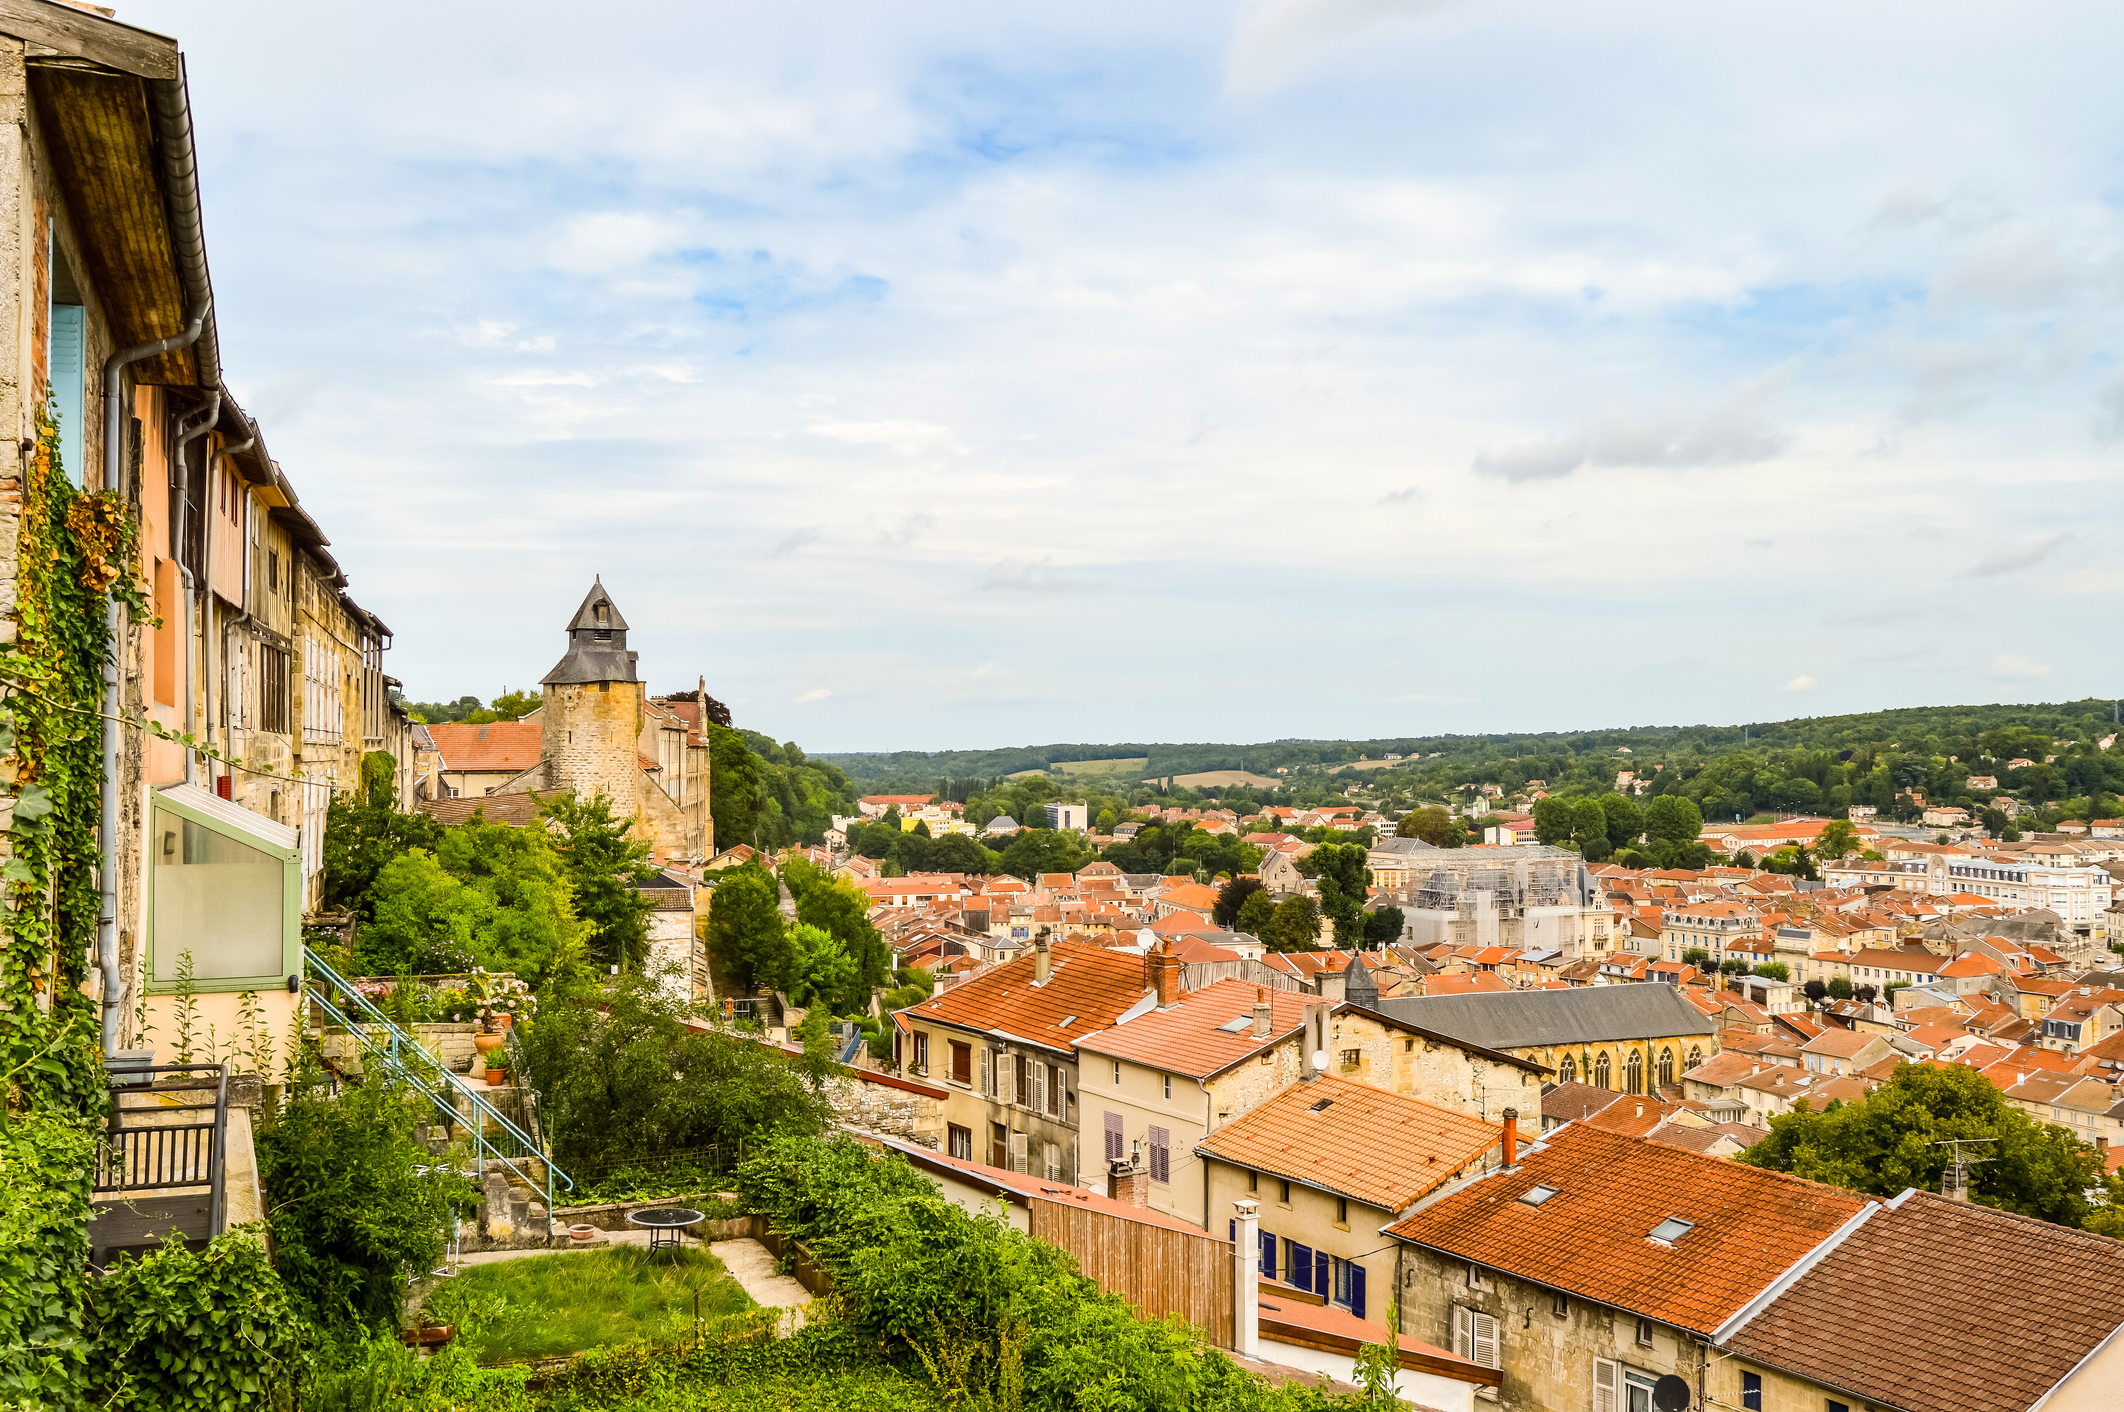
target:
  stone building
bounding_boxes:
[1380,843,1612,958]
[490,578,713,863]
[1361,984,1719,1097]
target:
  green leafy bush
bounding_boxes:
[86,1226,310,1410]
[255,1064,473,1334]
[423,1244,753,1364]
[0,1111,96,1402]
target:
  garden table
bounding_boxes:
[627,1206,705,1260]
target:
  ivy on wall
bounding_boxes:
[0,412,133,1410]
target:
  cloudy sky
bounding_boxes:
[128,0,2124,751]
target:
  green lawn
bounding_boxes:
[424,1245,754,1364]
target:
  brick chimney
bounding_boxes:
[1502,1107,1518,1168]
[1252,986,1272,1039]
[1110,1154,1149,1207]
[1154,939,1181,1008]
[1034,928,1053,985]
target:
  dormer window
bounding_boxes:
[594,602,611,642]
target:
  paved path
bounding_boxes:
[707,1237,811,1330]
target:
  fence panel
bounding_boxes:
[1028,1200,1234,1349]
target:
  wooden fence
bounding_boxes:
[1028,1200,1234,1348]
[1179,957,1314,994]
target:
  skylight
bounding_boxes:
[1309,1097,1334,1112]
[1058,1015,1076,1028]
[1648,1217,1696,1244]
[1216,1015,1254,1033]
[1519,1184,1560,1208]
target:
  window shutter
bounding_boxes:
[1592,1357,1619,1412]
[1472,1311,1499,1369]
[1034,1063,1047,1114]
[1148,1125,1171,1182]
[1261,1232,1277,1281]
[1454,1307,1472,1360]
[1229,1219,1236,1243]
[981,1047,992,1094]
[1009,1131,1028,1172]
[1290,1243,1314,1293]
[1316,1249,1330,1299]
[1104,1111,1122,1163]
[1350,1263,1366,1321]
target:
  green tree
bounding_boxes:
[355,815,586,985]
[539,791,658,971]
[785,859,892,1000]
[1681,947,1712,969]
[1741,1063,2110,1227]
[786,923,861,1013]
[704,862,795,995]
[1597,792,1644,850]
[321,749,441,923]
[488,686,541,720]
[1399,805,1457,845]
[708,722,764,851]
[1363,905,1405,945]
[1297,842,1370,944]
[1214,875,1266,928]
[1753,962,1791,982]
[1235,889,1276,936]
[1815,820,1858,859]
[1644,794,1704,846]
[1264,896,1323,952]
[1531,797,1576,846]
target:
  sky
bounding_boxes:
[124,0,2124,751]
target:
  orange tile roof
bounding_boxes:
[1384,1125,1869,1336]
[1196,1073,1501,1212]
[427,721,543,773]
[899,940,1150,1053]
[1075,978,1313,1078]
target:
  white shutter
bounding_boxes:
[980,1048,992,1095]
[1472,1311,1500,1369]
[1009,1132,1028,1173]
[1034,1062,1047,1114]
[1592,1357,1619,1412]
[1455,1307,1473,1361]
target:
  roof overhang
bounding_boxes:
[154,780,298,856]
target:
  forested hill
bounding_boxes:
[819,698,2124,791]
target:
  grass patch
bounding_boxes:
[425,1245,753,1364]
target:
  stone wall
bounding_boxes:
[827,1071,945,1149]
[540,681,644,821]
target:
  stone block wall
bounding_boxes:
[826,1072,944,1148]
[540,681,643,819]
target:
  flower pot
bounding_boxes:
[473,1032,506,1059]
[400,1324,453,1347]
[569,1223,597,1242]
[497,1014,514,1030]
[485,1068,507,1086]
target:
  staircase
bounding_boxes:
[303,947,575,1237]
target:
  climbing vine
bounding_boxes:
[0,410,133,1411]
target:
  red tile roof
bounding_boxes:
[427,721,542,773]
[1075,979,1311,1079]
[1196,1074,1501,1212]
[898,939,1150,1053]
[1384,1125,1868,1336]
[1725,1190,2124,1412]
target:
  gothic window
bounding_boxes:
[1626,1051,1644,1095]
[1658,1048,1675,1089]
[1558,1055,1576,1084]
[1594,1053,1611,1089]
[1686,1046,1703,1072]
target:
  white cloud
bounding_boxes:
[1376,484,1423,505]
[1473,376,1790,482]
[1784,676,1820,692]
[981,557,1101,594]
[794,689,832,703]
[807,420,966,456]
[769,527,823,558]
[1991,654,2052,681]
[1967,532,2072,579]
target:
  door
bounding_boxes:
[991,1122,1008,1169]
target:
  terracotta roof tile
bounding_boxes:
[899,940,1150,1053]
[1196,1074,1501,1212]
[427,721,542,773]
[1074,979,1313,1079]
[1726,1191,2124,1412]
[1385,1125,1868,1335]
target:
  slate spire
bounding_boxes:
[540,576,640,685]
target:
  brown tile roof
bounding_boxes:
[898,939,1150,1054]
[1725,1190,2124,1412]
[1540,1081,1623,1125]
[427,721,542,773]
[1384,1125,1869,1336]
[1074,979,1313,1078]
[1196,1074,1500,1213]
[418,789,556,827]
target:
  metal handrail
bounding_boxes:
[303,947,573,1236]
[100,1062,229,1242]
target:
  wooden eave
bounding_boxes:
[27,63,200,385]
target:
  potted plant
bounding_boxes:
[485,1062,507,1087]
[468,969,508,1065]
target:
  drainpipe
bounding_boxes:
[173,398,221,789]
[96,59,221,1058]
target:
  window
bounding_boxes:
[1453,1307,1500,1371]
[1247,1170,1258,1192]
[1163,1074,1173,1100]
[1148,1125,1170,1183]
[1635,1316,1655,1346]
[1335,1197,1348,1226]
[1112,1059,1121,1085]
[1626,1051,1644,1095]
[1047,1064,1063,1116]
[1103,1111,1123,1164]
[1595,1053,1611,1088]
[1687,1046,1703,1071]
[1014,1054,1029,1106]
[267,548,279,592]
[49,298,84,487]
[1827,1403,1849,1412]
[1278,1179,1291,1204]
[1741,1372,1762,1412]
[259,645,290,734]
[1558,1055,1576,1084]
[1519,1184,1560,1207]
[1551,1291,1567,1318]
[948,1124,972,1161]
[1648,1217,1695,1244]
[1466,1262,1482,1288]
[948,1040,971,1085]
[1339,1048,1360,1068]
[1331,1256,1366,1317]
[912,1032,929,1073]
[990,1122,1009,1169]
[150,801,295,988]
[1657,1048,1675,1088]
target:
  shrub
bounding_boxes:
[255,1063,472,1334]
[0,1110,96,1404]
[86,1226,310,1410]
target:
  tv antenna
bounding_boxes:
[1932,1136,1994,1200]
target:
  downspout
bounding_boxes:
[173,397,222,788]
[98,58,220,1058]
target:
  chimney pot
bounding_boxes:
[1034,929,1052,985]
[1155,938,1180,1007]
[1501,1107,1519,1167]
[1252,985,1272,1039]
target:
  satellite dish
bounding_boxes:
[1652,1374,1691,1412]
[1311,1049,1329,1070]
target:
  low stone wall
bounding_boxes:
[317,1022,488,1076]
[824,1071,944,1149]
[758,1227,835,1297]
[552,1194,755,1239]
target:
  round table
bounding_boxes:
[626,1206,705,1259]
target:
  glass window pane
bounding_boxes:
[152,808,284,980]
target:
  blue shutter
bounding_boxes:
[1261,1233,1277,1281]
[1316,1249,1329,1297]
[49,303,85,487]
[1350,1263,1367,1321]
[1229,1219,1236,1243]
[1290,1243,1314,1292]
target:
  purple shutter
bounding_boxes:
[1316,1250,1329,1296]
[1103,1112,1122,1163]
[1261,1233,1277,1281]
[1350,1263,1367,1321]
[1290,1243,1314,1292]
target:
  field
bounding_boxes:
[1146,770,1283,789]
[1007,757,1149,779]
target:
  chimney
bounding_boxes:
[1111,1150,1149,1207]
[1301,1002,1330,1081]
[1501,1107,1518,1168]
[1232,1199,1261,1357]
[1034,928,1052,985]
[1154,939,1181,1008]
[1252,986,1272,1039]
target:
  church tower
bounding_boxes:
[538,577,644,812]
